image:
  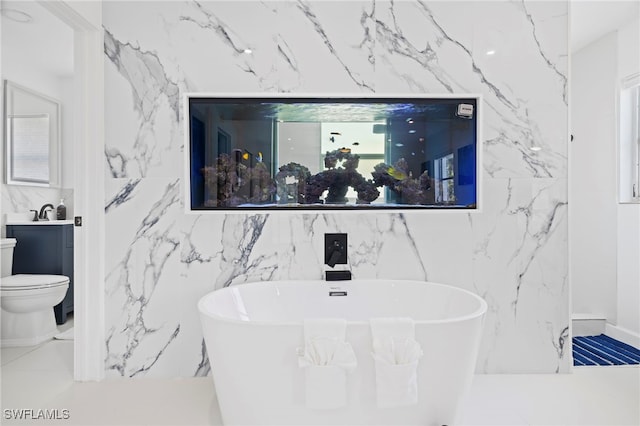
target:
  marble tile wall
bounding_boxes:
[1,186,73,234]
[103,0,569,377]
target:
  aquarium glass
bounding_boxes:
[187,96,478,210]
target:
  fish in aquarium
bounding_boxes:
[238,150,263,163]
[387,166,408,180]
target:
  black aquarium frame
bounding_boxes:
[186,95,479,212]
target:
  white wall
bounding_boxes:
[570,32,618,322]
[570,16,640,346]
[614,18,640,344]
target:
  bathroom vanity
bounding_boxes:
[6,222,74,324]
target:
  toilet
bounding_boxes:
[1,238,69,347]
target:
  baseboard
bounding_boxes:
[605,323,640,349]
[572,314,606,337]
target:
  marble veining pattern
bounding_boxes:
[295,1,374,92]
[103,0,569,377]
[105,178,184,377]
[520,1,568,105]
[214,214,277,288]
[104,25,190,179]
[1,185,74,233]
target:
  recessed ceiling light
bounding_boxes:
[395,143,404,147]
[243,48,253,54]
[486,50,496,56]
[529,146,542,152]
[408,130,416,134]
[1,8,33,23]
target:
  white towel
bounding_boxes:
[298,319,357,410]
[370,317,423,408]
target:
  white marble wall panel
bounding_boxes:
[104,177,184,377]
[103,0,569,377]
[1,186,61,218]
[471,178,569,372]
[175,1,280,91]
[1,185,73,236]
[104,30,187,179]
[274,1,375,92]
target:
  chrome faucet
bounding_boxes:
[39,204,55,220]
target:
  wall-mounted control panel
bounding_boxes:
[324,233,347,267]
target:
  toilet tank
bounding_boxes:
[1,238,17,278]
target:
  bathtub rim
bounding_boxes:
[198,279,488,327]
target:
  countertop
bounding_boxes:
[6,220,74,226]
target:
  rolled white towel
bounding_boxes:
[297,319,357,410]
[298,337,357,369]
[370,317,423,408]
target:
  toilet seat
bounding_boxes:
[0,274,69,291]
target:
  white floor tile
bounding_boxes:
[2,340,74,373]
[458,367,640,426]
[1,338,639,426]
[1,345,42,366]
[1,369,75,410]
[46,379,221,426]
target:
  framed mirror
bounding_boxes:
[186,94,479,211]
[3,80,61,187]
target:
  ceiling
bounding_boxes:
[0,1,638,79]
[570,0,640,53]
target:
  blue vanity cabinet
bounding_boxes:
[6,224,74,324]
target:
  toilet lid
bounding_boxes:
[0,274,69,290]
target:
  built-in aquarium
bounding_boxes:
[186,95,479,211]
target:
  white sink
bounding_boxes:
[5,220,74,225]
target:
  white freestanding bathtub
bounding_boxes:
[198,280,487,426]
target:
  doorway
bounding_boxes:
[36,0,105,381]
[2,0,103,380]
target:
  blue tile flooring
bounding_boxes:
[573,334,640,366]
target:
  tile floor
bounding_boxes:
[1,330,639,426]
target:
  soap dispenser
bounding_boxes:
[56,199,67,220]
